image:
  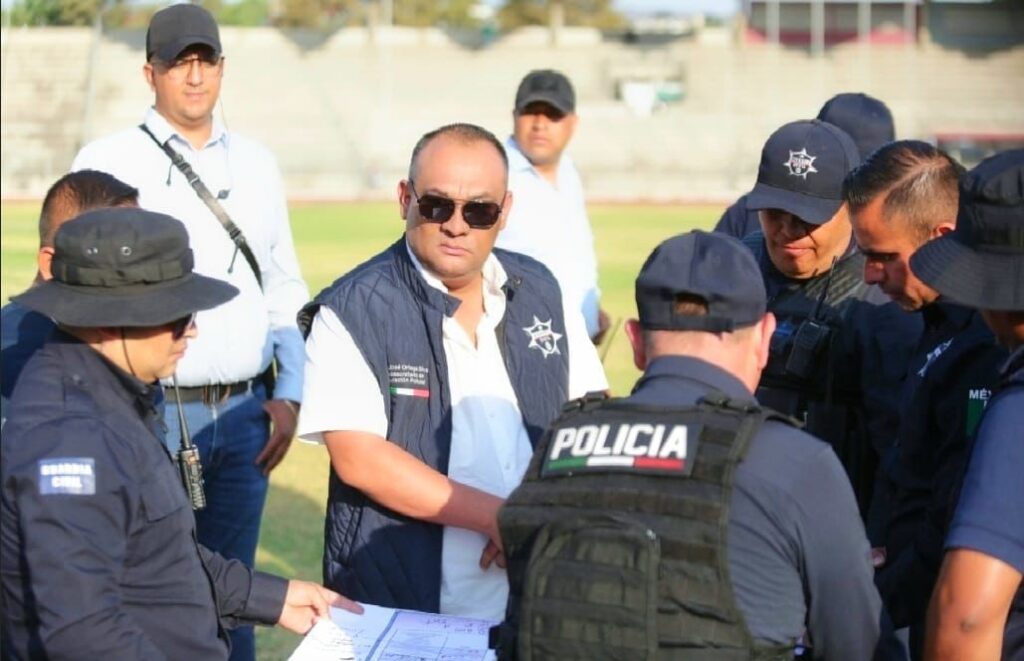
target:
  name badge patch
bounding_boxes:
[542,422,698,477]
[389,363,430,398]
[38,458,96,496]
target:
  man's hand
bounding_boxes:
[277,580,363,635]
[258,399,299,475]
[479,539,507,570]
[871,546,887,568]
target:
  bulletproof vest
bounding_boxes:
[496,394,795,661]
[742,234,879,508]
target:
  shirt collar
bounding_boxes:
[633,355,756,404]
[51,329,163,420]
[922,299,975,331]
[505,135,575,181]
[1001,345,1024,382]
[144,106,228,150]
[505,137,534,174]
[403,240,508,316]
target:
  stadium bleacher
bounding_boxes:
[2,23,1022,200]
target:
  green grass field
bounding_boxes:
[0,200,718,658]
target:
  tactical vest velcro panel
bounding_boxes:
[516,514,660,660]
[498,397,794,660]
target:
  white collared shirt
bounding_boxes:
[71,108,309,400]
[497,137,601,337]
[299,244,608,620]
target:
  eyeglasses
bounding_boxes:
[156,54,223,80]
[169,312,197,340]
[407,182,505,229]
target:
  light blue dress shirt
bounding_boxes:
[72,108,309,402]
[496,137,601,337]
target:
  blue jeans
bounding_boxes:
[163,382,270,661]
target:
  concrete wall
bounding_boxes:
[2,25,1023,201]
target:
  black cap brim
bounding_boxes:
[153,35,220,63]
[515,94,573,115]
[746,182,843,226]
[12,272,238,328]
[910,236,1024,311]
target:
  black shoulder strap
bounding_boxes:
[138,124,263,290]
[699,390,801,460]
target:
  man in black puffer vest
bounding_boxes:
[296,123,607,621]
[742,120,921,521]
[498,230,893,661]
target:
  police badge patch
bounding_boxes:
[523,316,563,358]
[783,148,818,179]
[38,458,96,495]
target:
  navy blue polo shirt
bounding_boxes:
[628,355,886,660]
[946,346,1024,654]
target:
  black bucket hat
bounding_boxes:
[910,149,1024,311]
[13,207,238,327]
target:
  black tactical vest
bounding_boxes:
[741,232,871,411]
[496,394,795,661]
[741,232,880,512]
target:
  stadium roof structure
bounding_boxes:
[743,0,925,51]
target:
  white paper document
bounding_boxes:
[288,603,498,661]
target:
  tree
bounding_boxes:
[498,0,625,30]
[273,0,360,28]
[216,0,270,25]
[8,0,105,26]
[392,0,480,28]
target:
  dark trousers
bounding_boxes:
[164,382,271,661]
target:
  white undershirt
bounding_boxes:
[299,245,607,620]
[497,137,601,337]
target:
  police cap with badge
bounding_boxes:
[495,232,792,661]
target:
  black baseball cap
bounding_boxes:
[636,231,767,333]
[13,207,238,328]
[146,3,222,63]
[817,92,895,160]
[746,119,861,225]
[514,70,575,115]
[910,149,1024,311]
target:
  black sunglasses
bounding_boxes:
[169,312,197,340]
[408,182,505,229]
